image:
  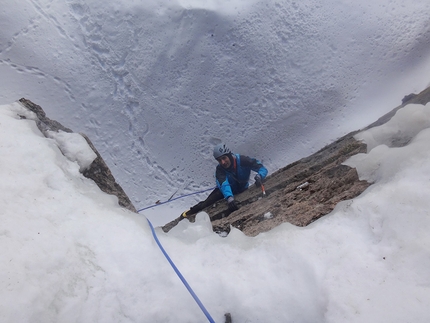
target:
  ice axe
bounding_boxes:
[255,174,266,197]
[259,182,266,197]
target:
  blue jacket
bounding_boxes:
[215,153,268,199]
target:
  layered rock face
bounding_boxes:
[163,86,430,236]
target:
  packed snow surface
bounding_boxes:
[1,1,430,320]
[1,100,430,322]
[1,0,430,211]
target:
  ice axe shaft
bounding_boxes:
[260,183,266,197]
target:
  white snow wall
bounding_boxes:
[1,0,430,206]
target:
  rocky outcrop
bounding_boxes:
[209,135,369,236]
[367,86,430,129]
[17,83,430,233]
[163,132,369,236]
[18,98,137,213]
[163,85,430,236]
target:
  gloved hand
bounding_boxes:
[227,196,239,211]
[254,174,263,187]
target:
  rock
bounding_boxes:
[366,86,430,129]
[165,134,369,236]
[18,98,137,213]
[402,93,417,104]
[162,85,430,236]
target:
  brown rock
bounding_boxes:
[163,85,430,236]
[18,98,136,213]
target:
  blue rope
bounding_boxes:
[146,218,216,323]
[137,187,215,212]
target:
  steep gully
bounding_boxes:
[17,85,430,237]
[162,86,430,236]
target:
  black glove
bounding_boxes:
[254,174,263,187]
[227,197,239,211]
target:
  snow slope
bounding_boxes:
[1,99,430,322]
[1,0,430,210]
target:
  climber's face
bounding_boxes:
[217,155,231,169]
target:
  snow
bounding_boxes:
[1,100,430,323]
[47,131,97,172]
[264,212,273,219]
[1,0,430,321]
[1,0,430,211]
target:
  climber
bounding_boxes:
[181,143,268,218]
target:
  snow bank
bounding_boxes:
[47,130,97,172]
[1,99,430,321]
[1,0,430,208]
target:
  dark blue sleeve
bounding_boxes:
[215,166,234,199]
[239,155,268,179]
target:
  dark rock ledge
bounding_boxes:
[18,98,136,213]
[163,85,430,236]
[15,83,430,234]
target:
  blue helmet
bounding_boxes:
[213,143,231,159]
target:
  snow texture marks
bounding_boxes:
[63,1,193,200]
[2,93,430,321]
[1,0,430,209]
